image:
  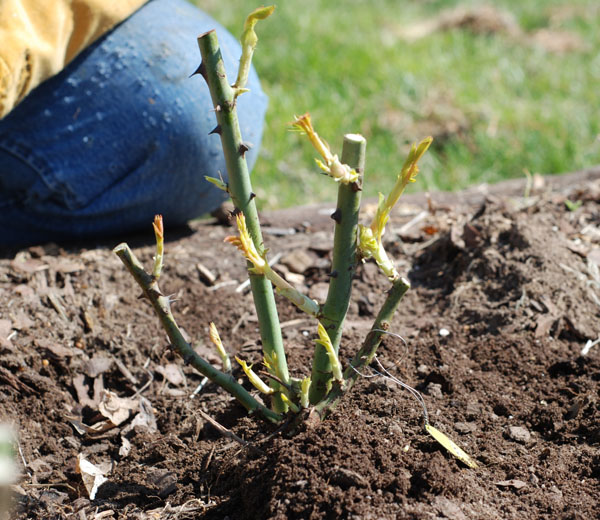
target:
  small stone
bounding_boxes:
[465,401,481,420]
[454,421,476,434]
[283,271,305,287]
[281,250,314,274]
[148,468,177,498]
[330,466,368,489]
[432,496,468,520]
[386,421,403,436]
[308,282,329,302]
[82,356,113,378]
[496,479,527,490]
[39,489,69,507]
[549,485,562,497]
[588,247,600,265]
[416,364,429,376]
[508,426,531,444]
[71,497,90,512]
[425,382,443,399]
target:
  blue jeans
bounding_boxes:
[0,0,267,246]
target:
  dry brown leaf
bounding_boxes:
[10,258,49,274]
[76,454,110,499]
[10,310,33,331]
[0,319,13,347]
[47,258,85,274]
[98,390,137,426]
[72,373,104,408]
[119,436,132,458]
[38,339,75,359]
[83,356,113,378]
[155,363,184,386]
[125,396,157,434]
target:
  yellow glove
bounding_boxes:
[0,0,145,118]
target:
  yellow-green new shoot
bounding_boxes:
[152,214,164,279]
[225,214,320,316]
[300,377,311,408]
[316,322,343,382]
[224,213,265,267]
[291,113,359,184]
[263,351,288,389]
[280,393,300,413]
[358,137,432,280]
[358,217,398,280]
[374,136,432,240]
[235,356,274,395]
[263,351,275,373]
[209,322,231,373]
[232,5,275,99]
[205,175,228,192]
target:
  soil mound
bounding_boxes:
[2,170,599,519]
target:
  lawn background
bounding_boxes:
[196,0,599,209]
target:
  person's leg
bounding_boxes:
[0,0,267,246]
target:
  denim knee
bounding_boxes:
[0,0,267,245]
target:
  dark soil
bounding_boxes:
[2,168,600,519]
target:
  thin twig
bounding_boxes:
[196,262,217,285]
[259,370,292,391]
[17,437,31,478]
[208,280,238,292]
[198,410,264,455]
[132,367,154,398]
[255,416,293,445]
[396,210,428,234]
[280,318,312,329]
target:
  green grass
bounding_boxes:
[196,0,600,208]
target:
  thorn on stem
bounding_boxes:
[330,209,342,223]
[249,192,257,201]
[190,62,207,80]
[209,125,222,135]
[149,287,164,298]
[238,142,251,157]
[183,353,194,365]
[327,270,338,278]
[231,207,242,217]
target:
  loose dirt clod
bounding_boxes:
[508,426,532,444]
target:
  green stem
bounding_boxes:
[113,243,282,423]
[197,30,289,412]
[309,134,365,404]
[314,276,410,416]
